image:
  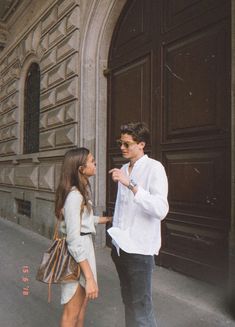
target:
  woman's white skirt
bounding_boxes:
[60,235,97,305]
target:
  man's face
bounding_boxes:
[118,133,145,160]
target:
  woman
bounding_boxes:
[55,147,111,327]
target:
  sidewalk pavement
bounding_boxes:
[0,216,234,327]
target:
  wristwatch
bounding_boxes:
[128,179,137,191]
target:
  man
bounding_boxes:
[108,122,169,327]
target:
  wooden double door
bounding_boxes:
[106,0,231,282]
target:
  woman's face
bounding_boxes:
[81,153,96,177]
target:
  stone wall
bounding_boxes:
[0,0,80,238]
[0,0,126,248]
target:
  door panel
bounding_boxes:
[163,22,229,140]
[107,0,230,283]
[109,55,152,146]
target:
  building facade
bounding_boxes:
[0,0,234,291]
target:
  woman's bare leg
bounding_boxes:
[76,297,89,327]
[60,284,86,327]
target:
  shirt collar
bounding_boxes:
[129,154,148,169]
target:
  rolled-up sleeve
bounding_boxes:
[134,163,169,220]
[64,191,87,263]
[93,215,100,226]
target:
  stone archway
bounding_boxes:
[79,0,127,224]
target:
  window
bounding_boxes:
[23,63,40,154]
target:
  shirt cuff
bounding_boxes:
[93,215,100,226]
[133,185,145,203]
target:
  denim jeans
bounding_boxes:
[111,247,157,327]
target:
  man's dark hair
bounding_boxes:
[120,122,150,144]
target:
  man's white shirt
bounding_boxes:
[108,154,169,256]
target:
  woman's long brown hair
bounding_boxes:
[55,147,92,219]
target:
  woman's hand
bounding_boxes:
[85,276,99,300]
[98,216,113,224]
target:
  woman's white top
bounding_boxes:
[60,187,99,263]
[59,187,99,304]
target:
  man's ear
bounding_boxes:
[139,141,146,149]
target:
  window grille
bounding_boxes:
[23,63,40,154]
[16,199,31,218]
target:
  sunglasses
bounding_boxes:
[116,139,137,148]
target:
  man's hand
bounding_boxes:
[109,168,129,187]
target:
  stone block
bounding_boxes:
[39,34,49,55]
[64,101,76,122]
[39,164,55,190]
[40,48,56,72]
[40,90,56,110]
[48,18,66,47]
[39,130,55,149]
[6,110,17,125]
[55,124,76,146]
[57,30,79,61]
[7,80,18,95]
[56,78,77,103]
[65,53,77,77]
[58,0,77,18]
[66,6,80,33]
[25,31,33,54]
[32,23,42,51]
[48,63,65,87]
[4,140,17,154]
[40,73,48,91]
[42,8,57,34]
[15,165,38,188]
[47,106,64,127]
[4,167,14,185]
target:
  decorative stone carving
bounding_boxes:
[58,0,77,18]
[15,165,38,188]
[4,140,17,154]
[7,80,18,95]
[25,31,34,54]
[56,78,77,103]
[40,90,56,110]
[39,34,49,54]
[55,125,76,146]
[48,63,65,87]
[64,101,76,122]
[32,23,42,52]
[40,74,48,91]
[57,30,79,61]
[65,53,77,77]
[42,7,57,34]
[47,107,64,127]
[0,25,8,51]
[40,48,56,72]
[67,6,79,33]
[39,164,54,190]
[48,17,66,47]
[6,110,17,125]
[4,167,14,185]
[40,113,47,129]
[39,130,55,149]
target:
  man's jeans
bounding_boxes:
[111,247,157,327]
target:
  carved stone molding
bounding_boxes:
[0,24,8,51]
